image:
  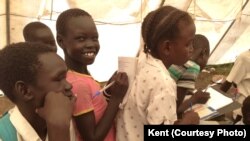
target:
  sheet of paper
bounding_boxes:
[205,87,233,110]
[118,57,138,109]
[118,56,138,83]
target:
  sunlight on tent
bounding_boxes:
[1,0,250,82]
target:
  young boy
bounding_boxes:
[23,22,57,52]
[0,42,76,141]
[220,50,250,119]
[168,34,211,116]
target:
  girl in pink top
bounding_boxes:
[56,8,128,141]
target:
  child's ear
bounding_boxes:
[56,34,64,49]
[15,81,34,102]
[160,40,171,57]
[200,50,207,59]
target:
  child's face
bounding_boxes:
[29,53,72,108]
[168,21,195,66]
[199,46,210,70]
[62,16,100,66]
[33,28,57,52]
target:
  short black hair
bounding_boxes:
[141,5,194,54]
[0,42,53,102]
[56,8,91,36]
[242,96,250,115]
[193,34,210,55]
[23,22,51,41]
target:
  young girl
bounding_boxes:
[56,8,128,141]
[116,6,199,141]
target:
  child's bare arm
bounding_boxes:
[178,90,210,115]
[175,110,200,125]
[176,87,189,108]
[220,80,233,92]
[74,72,128,141]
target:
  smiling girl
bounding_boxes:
[56,8,129,141]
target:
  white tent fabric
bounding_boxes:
[0,0,250,82]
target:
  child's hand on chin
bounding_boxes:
[36,91,76,127]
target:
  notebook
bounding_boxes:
[205,87,233,110]
[193,87,233,120]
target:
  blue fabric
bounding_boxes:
[0,112,17,141]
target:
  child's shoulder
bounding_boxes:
[184,60,200,69]
[0,111,18,141]
[67,71,100,87]
[67,70,94,81]
[0,111,9,122]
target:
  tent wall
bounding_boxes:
[0,0,6,48]
[208,1,250,64]
[8,0,42,44]
[187,0,249,64]
[0,0,5,14]
[1,0,250,81]
[88,23,141,81]
[0,16,6,48]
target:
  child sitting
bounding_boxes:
[168,34,210,117]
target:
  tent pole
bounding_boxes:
[159,0,165,7]
[6,0,10,45]
[50,0,53,20]
[210,0,249,57]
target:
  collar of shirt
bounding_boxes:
[9,106,47,141]
[138,53,166,69]
[138,53,176,92]
[142,53,171,78]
